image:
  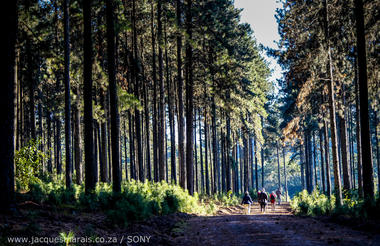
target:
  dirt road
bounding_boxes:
[172,203,380,246]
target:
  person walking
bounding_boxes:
[258,188,268,213]
[276,187,282,205]
[270,191,276,210]
[241,191,253,215]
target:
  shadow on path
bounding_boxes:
[172,203,380,246]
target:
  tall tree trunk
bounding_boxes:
[354,0,375,200]
[47,111,53,173]
[0,0,17,211]
[211,101,218,193]
[300,145,305,190]
[55,116,62,175]
[276,141,281,190]
[239,140,243,193]
[254,136,259,192]
[313,131,318,189]
[282,146,288,201]
[149,0,158,182]
[63,0,72,188]
[132,0,144,183]
[165,28,176,184]
[348,106,356,188]
[308,131,314,191]
[15,50,20,152]
[232,141,236,192]
[157,0,166,181]
[221,132,226,192]
[26,39,36,141]
[319,128,326,193]
[226,115,232,192]
[243,130,249,192]
[143,75,151,181]
[94,121,99,183]
[323,0,342,205]
[106,0,121,192]
[97,122,102,183]
[221,128,226,192]
[128,112,136,179]
[100,92,108,183]
[194,112,198,192]
[83,0,96,193]
[355,63,363,197]
[323,121,332,196]
[199,110,204,193]
[339,85,351,190]
[185,0,194,195]
[261,117,265,189]
[304,132,311,193]
[250,137,254,190]
[261,143,265,189]
[123,121,128,181]
[176,0,186,189]
[339,111,351,190]
[74,87,82,184]
[204,115,210,195]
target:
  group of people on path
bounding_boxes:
[241,188,282,214]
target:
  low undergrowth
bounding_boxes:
[24,180,210,227]
[290,189,380,221]
[199,190,241,211]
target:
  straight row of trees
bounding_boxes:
[277,0,379,205]
[2,0,276,211]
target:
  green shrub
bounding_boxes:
[290,190,334,216]
[15,139,47,190]
[26,180,209,227]
[199,191,240,207]
[291,189,380,221]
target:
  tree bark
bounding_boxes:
[354,0,375,200]
[204,114,210,195]
[143,74,151,181]
[313,131,318,189]
[106,0,121,192]
[243,131,249,192]
[323,0,342,205]
[355,62,363,197]
[339,84,352,191]
[55,116,62,175]
[348,106,356,188]
[176,0,186,189]
[47,111,53,173]
[300,145,305,190]
[132,0,144,183]
[63,0,72,189]
[282,146,288,201]
[0,0,17,211]
[74,87,82,184]
[185,0,194,195]
[194,112,198,192]
[199,110,204,193]
[226,115,232,192]
[100,92,108,183]
[254,136,259,192]
[277,141,281,190]
[157,0,166,181]
[319,128,325,193]
[323,121,332,196]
